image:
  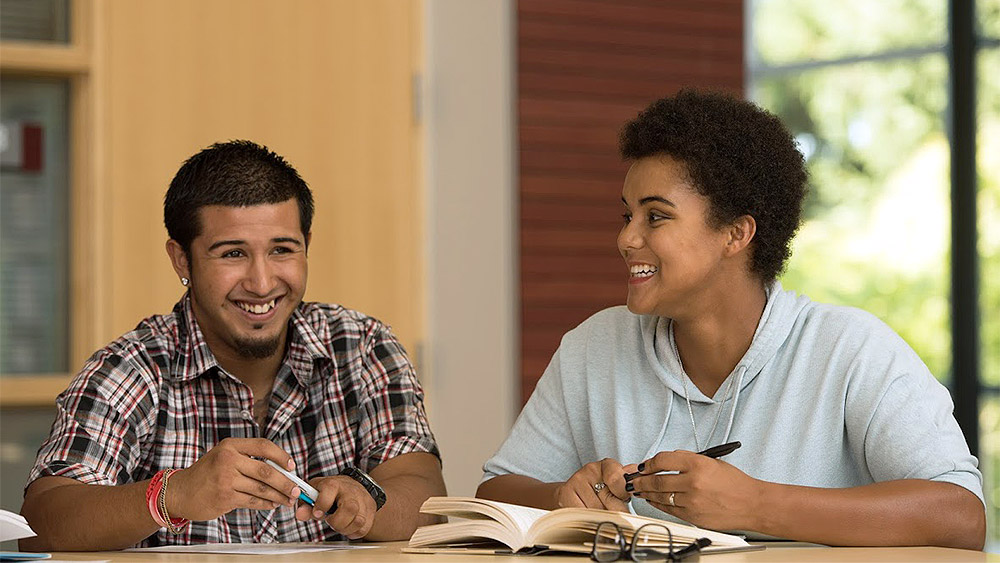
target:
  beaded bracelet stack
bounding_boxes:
[145,469,190,534]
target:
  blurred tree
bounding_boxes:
[750,0,999,546]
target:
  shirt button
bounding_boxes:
[241,410,253,421]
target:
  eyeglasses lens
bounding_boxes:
[592,522,625,562]
[629,523,673,561]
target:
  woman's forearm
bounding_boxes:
[756,479,984,550]
[476,474,562,510]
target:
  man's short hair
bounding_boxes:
[164,140,315,253]
[619,89,808,283]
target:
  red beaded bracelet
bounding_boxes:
[145,469,190,534]
[145,470,168,528]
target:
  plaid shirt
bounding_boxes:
[28,294,439,546]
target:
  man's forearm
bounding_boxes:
[756,479,985,549]
[366,471,446,541]
[20,479,159,551]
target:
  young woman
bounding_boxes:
[476,90,985,549]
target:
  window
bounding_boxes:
[0,0,69,43]
[749,0,999,547]
[0,78,71,374]
[0,0,81,524]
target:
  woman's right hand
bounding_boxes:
[554,458,637,512]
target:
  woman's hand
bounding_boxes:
[554,458,638,512]
[627,450,764,531]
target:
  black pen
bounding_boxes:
[698,440,741,459]
[669,537,712,561]
[625,441,741,481]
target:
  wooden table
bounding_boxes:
[37,541,990,562]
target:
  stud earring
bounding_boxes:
[181,277,189,287]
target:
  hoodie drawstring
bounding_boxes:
[722,364,748,443]
[646,392,673,462]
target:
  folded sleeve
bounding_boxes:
[481,346,583,484]
[28,347,159,488]
[355,322,440,472]
[844,334,984,505]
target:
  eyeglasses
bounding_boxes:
[590,522,711,562]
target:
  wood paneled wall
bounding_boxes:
[518,0,745,403]
[0,0,423,404]
[99,1,423,360]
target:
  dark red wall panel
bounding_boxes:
[518,0,744,404]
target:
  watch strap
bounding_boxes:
[342,466,387,511]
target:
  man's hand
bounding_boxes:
[295,475,377,539]
[553,458,637,512]
[167,437,300,521]
[628,450,763,531]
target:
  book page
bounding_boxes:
[412,497,549,551]
[490,501,549,533]
[408,520,521,550]
[411,498,751,555]
[0,509,36,543]
[418,497,547,537]
[529,507,749,550]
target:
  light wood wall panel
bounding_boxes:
[96,0,423,357]
[518,0,744,403]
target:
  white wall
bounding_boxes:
[422,0,518,497]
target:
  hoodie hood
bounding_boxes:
[642,281,811,403]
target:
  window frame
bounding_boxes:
[0,0,105,405]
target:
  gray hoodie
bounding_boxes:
[482,283,983,519]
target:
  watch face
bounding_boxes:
[343,467,387,510]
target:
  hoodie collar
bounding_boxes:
[645,281,809,403]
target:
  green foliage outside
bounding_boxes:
[978,49,1000,390]
[977,47,1000,548]
[755,56,953,379]
[751,0,999,547]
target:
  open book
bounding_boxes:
[405,497,755,556]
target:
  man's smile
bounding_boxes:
[232,297,283,322]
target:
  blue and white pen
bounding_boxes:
[264,459,332,512]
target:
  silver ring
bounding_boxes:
[668,492,676,506]
[593,482,607,493]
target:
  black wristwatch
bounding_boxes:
[341,466,387,511]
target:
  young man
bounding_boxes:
[21,141,445,550]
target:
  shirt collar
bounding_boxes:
[173,294,332,385]
[175,294,220,381]
[284,304,334,386]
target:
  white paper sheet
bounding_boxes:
[0,510,36,543]
[125,542,377,555]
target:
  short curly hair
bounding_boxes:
[164,140,314,254]
[619,89,807,283]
